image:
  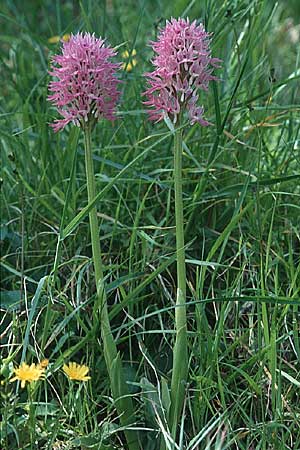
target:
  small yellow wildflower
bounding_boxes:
[39,359,49,369]
[121,49,137,72]
[48,34,71,44]
[63,362,91,381]
[10,362,45,388]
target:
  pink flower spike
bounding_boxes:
[143,18,221,126]
[48,32,121,132]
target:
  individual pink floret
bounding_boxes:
[144,18,221,126]
[48,32,121,132]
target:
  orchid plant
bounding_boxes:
[144,18,221,441]
[48,32,139,450]
[48,21,220,449]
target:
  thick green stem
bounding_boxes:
[84,125,104,284]
[83,124,139,450]
[169,126,188,440]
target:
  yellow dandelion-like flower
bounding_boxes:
[48,34,71,44]
[10,362,45,388]
[38,359,49,369]
[121,49,137,72]
[63,362,91,381]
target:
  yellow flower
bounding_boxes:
[48,34,71,44]
[121,49,137,72]
[38,359,49,369]
[63,362,91,381]
[10,362,45,388]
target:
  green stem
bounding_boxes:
[28,386,36,449]
[169,126,188,440]
[84,125,104,284]
[83,124,139,450]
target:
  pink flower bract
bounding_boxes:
[144,18,221,125]
[48,32,121,132]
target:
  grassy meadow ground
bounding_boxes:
[1,0,300,449]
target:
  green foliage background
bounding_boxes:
[0,0,299,449]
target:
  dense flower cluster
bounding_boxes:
[48,32,120,132]
[144,18,221,125]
